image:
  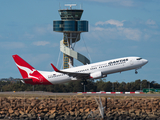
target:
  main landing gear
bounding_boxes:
[81,79,88,85]
[81,79,87,92]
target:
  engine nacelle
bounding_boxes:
[90,71,107,79]
[71,77,78,81]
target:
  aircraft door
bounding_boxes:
[130,60,134,65]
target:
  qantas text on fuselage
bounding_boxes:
[12,55,148,85]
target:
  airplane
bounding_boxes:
[12,54,148,85]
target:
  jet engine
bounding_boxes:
[90,71,107,79]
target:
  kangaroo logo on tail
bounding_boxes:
[15,63,38,79]
[12,55,38,79]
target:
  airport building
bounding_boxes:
[53,4,90,69]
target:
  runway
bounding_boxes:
[0,91,160,98]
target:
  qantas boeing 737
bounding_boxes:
[12,54,148,85]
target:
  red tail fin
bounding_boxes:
[12,54,36,79]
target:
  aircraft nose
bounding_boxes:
[143,59,148,64]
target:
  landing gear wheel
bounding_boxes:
[84,80,88,85]
[81,82,84,85]
[135,70,138,74]
[81,80,88,85]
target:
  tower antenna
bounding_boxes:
[59,3,61,9]
[65,4,77,9]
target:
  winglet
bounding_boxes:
[51,63,60,72]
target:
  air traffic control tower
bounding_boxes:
[53,4,90,69]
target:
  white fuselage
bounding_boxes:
[39,57,148,84]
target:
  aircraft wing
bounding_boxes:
[51,63,90,79]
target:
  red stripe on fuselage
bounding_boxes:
[24,71,53,85]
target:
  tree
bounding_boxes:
[135,79,141,90]
[85,80,96,92]
[1,78,160,92]
[118,82,126,92]
[103,81,112,92]
[142,79,148,88]
[96,79,106,91]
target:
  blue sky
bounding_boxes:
[0,0,160,83]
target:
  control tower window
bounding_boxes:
[59,10,83,20]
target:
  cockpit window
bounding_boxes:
[137,58,142,60]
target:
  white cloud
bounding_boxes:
[144,34,150,40]
[119,28,142,41]
[95,19,124,27]
[92,27,105,31]
[120,0,134,7]
[34,24,53,35]
[86,19,143,41]
[76,46,93,53]
[24,32,35,39]
[22,24,60,41]
[35,27,46,35]
[154,31,160,35]
[33,41,50,46]
[52,43,59,47]
[0,42,25,49]
[26,54,51,66]
[89,18,160,42]
[146,19,156,25]
[145,19,158,29]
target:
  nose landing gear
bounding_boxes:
[135,70,138,74]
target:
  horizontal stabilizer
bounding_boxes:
[14,78,32,81]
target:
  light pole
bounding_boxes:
[140,80,142,91]
[148,81,150,92]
